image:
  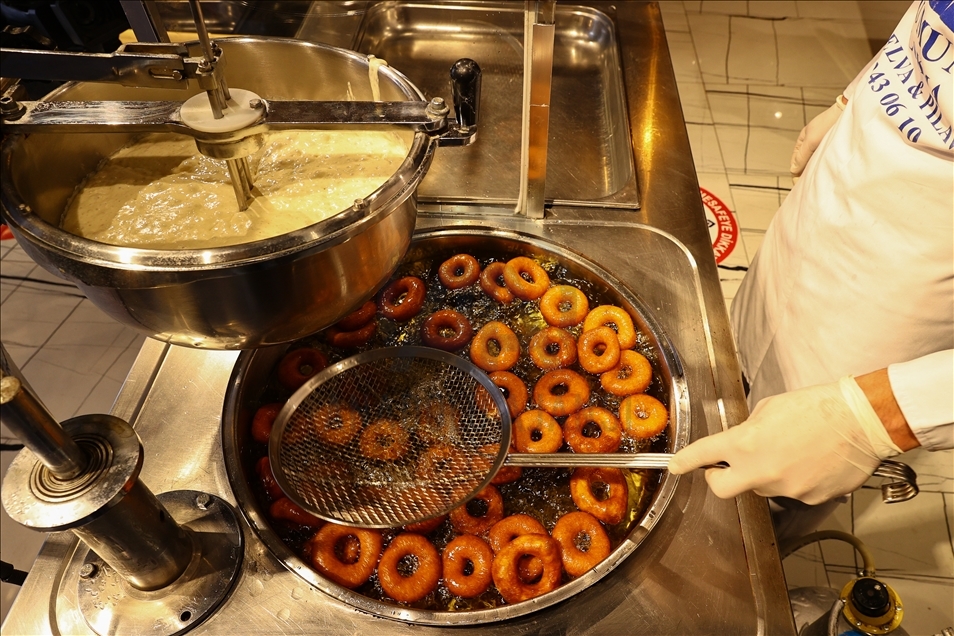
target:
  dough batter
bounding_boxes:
[61,130,409,249]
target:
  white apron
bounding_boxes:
[730,0,954,448]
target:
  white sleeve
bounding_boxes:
[887,350,954,451]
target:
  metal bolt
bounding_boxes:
[16,203,31,213]
[79,563,98,579]
[197,58,212,71]
[249,99,263,109]
[352,199,366,212]
[0,95,26,120]
[195,493,211,510]
[425,96,450,118]
[170,70,184,81]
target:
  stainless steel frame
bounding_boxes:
[1,3,796,634]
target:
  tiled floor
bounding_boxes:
[1,0,952,632]
[661,1,954,634]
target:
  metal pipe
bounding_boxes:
[0,344,86,479]
[188,0,216,65]
[73,479,193,591]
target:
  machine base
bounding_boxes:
[76,490,243,636]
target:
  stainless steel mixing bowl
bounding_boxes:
[0,37,435,349]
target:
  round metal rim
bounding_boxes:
[267,346,512,528]
[221,227,690,625]
[0,36,434,272]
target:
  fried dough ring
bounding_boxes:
[491,534,562,603]
[449,485,504,535]
[483,371,529,418]
[470,321,521,371]
[378,533,441,602]
[442,535,494,598]
[582,305,637,349]
[251,403,282,444]
[438,254,481,289]
[619,393,669,439]
[600,350,653,396]
[539,285,589,327]
[335,300,377,331]
[378,276,426,322]
[533,369,590,417]
[570,467,628,525]
[577,326,621,374]
[513,409,563,453]
[552,511,611,577]
[325,321,377,349]
[563,406,622,454]
[269,497,324,526]
[528,327,578,370]
[360,418,409,461]
[404,514,448,534]
[479,262,515,304]
[306,524,382,589]
[502,257,550,301]
[313,403,362,446]
[255,455,284,500]
[488,514,547,553]
[277,348,328,391]
[421,309,474,351]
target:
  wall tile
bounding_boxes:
[853,488,954,579]
[727,17,778,84]
[712,124,748,171]
[687,12,730,84]
[731,186,781,231]
[686,123,728,173]
[776,18,871,88]
[874,575,954,636]
[708,91,749,126]
[675,80,713,124]
[747,1,799,19]
[698,1,748,15]
[746,126,798,174]
[659,1,690,32]
[900,448,953,494]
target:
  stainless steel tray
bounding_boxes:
[351,2,638,208]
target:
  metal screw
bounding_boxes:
[197,58,212,71]
[249,99,263,109]
[195,493,211,510]
[0,95,26,120]
[79,563,98,579]
[425,96,450,118]
[16,203,31,213]
[352,199,366,212]
[170,70,184,81]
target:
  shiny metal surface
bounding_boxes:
[76,490,244,636]
[354,2,638,208]
[1,3,795,634]
[1,37,433,349]
[221,228,689,624]
[0,344,87,479]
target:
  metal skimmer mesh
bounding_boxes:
[269,347,510,528]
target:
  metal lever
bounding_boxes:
[451,59,481,131]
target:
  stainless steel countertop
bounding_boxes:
[2,3,795,634]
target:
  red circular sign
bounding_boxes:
[700,187,738,263]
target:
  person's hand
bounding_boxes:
[668,377,901,505]
[790,96,847,179]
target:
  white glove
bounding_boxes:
[668,377,901,505]
[790,96,846,179]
